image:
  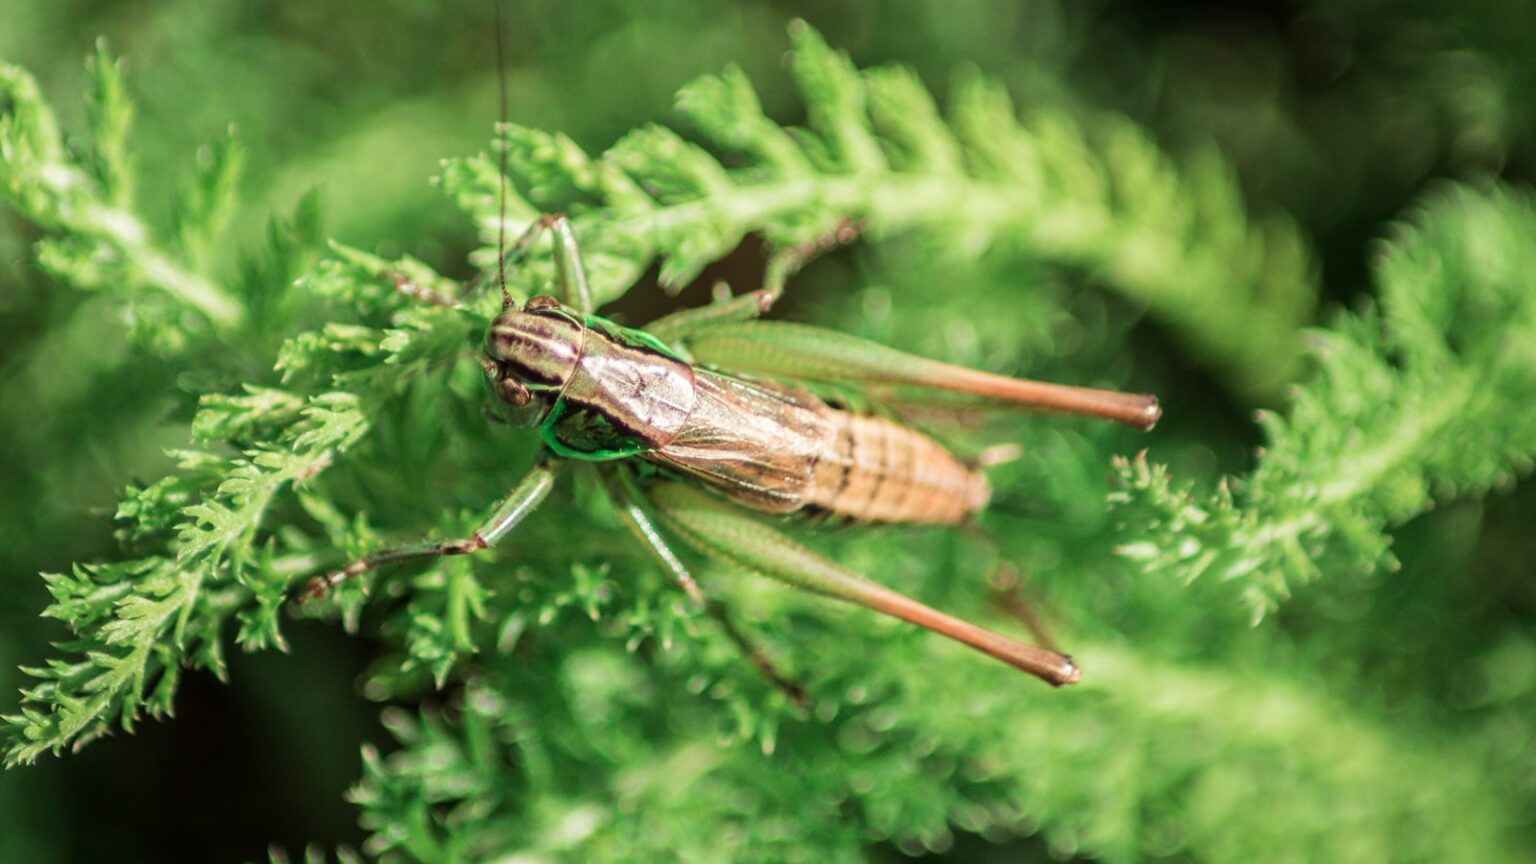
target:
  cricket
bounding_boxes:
[297,6,1160,697]
[299,216,1159,696]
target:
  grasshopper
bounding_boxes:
[301,210,1159,694]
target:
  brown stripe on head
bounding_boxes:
[486,309,586,389]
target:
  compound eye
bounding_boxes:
[498,377,531,407]
[524,295,561,312]
[478,354,531,407]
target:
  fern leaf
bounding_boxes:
[0,49,243,332]
[1115,184,1536,620]
[437,22,1316,395]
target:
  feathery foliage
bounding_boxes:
[1114,185,1536,621]
[0,43,243,341]
[444,22,1316,396]
[2,20,1533,864]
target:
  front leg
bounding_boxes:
[300,458,560,600]
[504,214,595,315]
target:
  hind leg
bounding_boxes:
[646,481,1081,687]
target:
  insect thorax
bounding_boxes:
[486,304,698,460]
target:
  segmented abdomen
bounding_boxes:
[651,371,988,526]
[806,410,989,524]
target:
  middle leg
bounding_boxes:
[642,219,864,346]
[599,466,809,708]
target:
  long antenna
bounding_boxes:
[494,0,512,308]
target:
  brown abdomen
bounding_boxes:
[807,411,989,524]
[651,371,989,526]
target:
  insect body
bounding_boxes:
[307,216,1160,692]
[487,300,989,525]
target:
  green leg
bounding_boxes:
[505,214,594,315]
[762,216,863,299]
[600,467,808,707]
[646,481,1081,687]
[644,287,779,346]
[364,214,599,314]
[299,458,559,600]
[644,219,862,346]
[669,210,1156,432]
[959,523,1060,651]
[988,560,1060,652]
[381,214,591,313]
[382,270,460,307]
[682,319,1160,430]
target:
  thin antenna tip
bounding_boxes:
[1134,395,1162,431]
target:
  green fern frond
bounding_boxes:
[3,23,1529,864]
[1114,184,1536,620]
[0,48,243,332]
[345,640,1518,862]
[2,394,368,764]
[437,22,1315,395]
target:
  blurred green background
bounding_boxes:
[2,0,1533,860]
